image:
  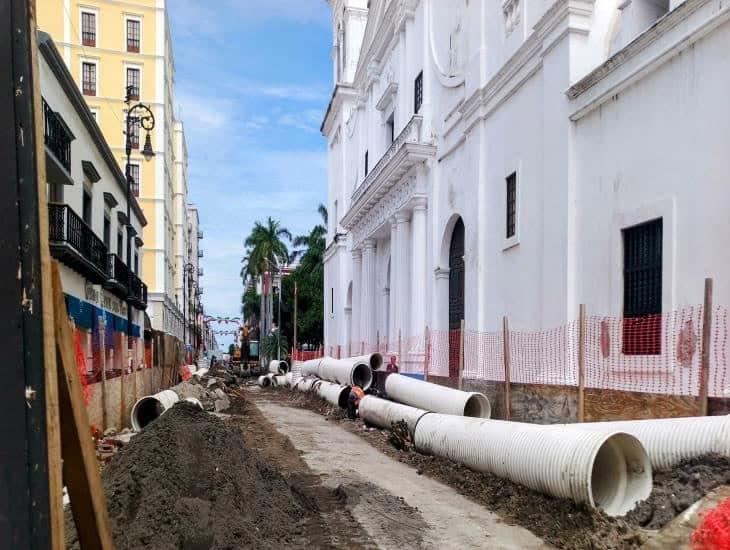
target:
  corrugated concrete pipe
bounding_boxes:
[346,353,383,371]
[268,360,290,375]
[302,357,373,390]
[385,374,490,418]
[131,390,179,431]
[569,415,730,470]
[257,375,271,388]
[315,380,351,408]
[359,395,429,436]
[294,377,320,392]
[272,375,288,387]
[414,414,652,516]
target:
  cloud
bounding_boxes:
[276,109,323,133]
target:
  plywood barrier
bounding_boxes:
[584,388,700,421]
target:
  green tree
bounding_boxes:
[241,216,291,280]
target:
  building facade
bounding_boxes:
[38,0,187,343]
[40,33,148,376]
[323,0,730,368]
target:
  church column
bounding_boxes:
[389,218,398,346]
[351,248,362,350]
[395,210,411,341]
[361,239,377,347]
[410,197,428,338]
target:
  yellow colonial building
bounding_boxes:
[37,0,190,343]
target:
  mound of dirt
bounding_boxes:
[66,402,309,550]
[624,454,730,530]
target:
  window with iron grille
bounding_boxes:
[622,218,663,355]
[127,19,140,52]
[414,71,423,114]
[82,62,96,96]
[364,150,369,176]
[129,120,139,149]
[81,12,96,47]
[126,68,140,100]
[506,172,517,238]
[129,164,140,196]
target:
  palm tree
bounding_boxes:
[291,203,327,270]
[241,217,292,278]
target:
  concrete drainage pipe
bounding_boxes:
[294,377,320,392]
[315,381,351,408]
[131,389,180,431]
[300,358,323,377]
[359,396,429,436]
[257,375,272,388]
[414,414,652,516]
[571,415,730,470]
[384,374,490,418]
[345,353,383,371]
[269,360,290,375]
[272,375,288,387]
[317,357,373,390]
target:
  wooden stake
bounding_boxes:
[424,326,430,381]
[503,317,512,421]
[52,264,113,549]
[700,278,713,416]
[458,319,465,390]
[578,304,586,423]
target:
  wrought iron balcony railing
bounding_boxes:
[198,249,204,258]
[198,229,203,239]
[48,203,107,283]
[43,99,72,172]
[128,273,148,309]
[105,253,129,298]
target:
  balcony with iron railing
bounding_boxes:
[104,253,129,299]
[198,229,203,239]
[198,267,204,277]
[198,249,204,258]
[128,273,148,309]
[343,114,436,230]
[48,203,107,283]
[43,98,74,180]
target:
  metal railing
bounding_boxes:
[198,229,204,239]
[106,253,129,290]
[43,99,72,172]
[48,203,107,275]
[128,273,147,308]
[198,249,204,258]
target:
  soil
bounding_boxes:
[259,384,730,549]
[624,454,730,530]
[66,401,317,549]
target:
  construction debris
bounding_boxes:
[67,402,310,549]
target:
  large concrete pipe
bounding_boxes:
[570,415,730,470]
[257,375,271,388]
[346,353,383,371]
[300,358,323,377]
[385,374,490,418]
[315,381,351,408]
[131,389,180,431]
[303,356,373,390]
[414,414,652,516]
[268,360,290,375]
[294,377,320,392]
[359,396,429,436]
[272,375,288,387]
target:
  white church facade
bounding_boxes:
[322,0,730,371]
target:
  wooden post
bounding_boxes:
[52,264,114,549]
[361,340,365,355]
[398,329,402,364]
[293,281,298,353]
[424,326,430,381]
[700,278,713,416]
[578,304,586,423]
[458,319,465,390]
[376,330,380,353]
[503,317,512,421]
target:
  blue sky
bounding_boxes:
[169,1,332,349]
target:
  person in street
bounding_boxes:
[347,385,365,420]
[386,355,399,373]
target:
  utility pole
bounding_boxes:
[293,281,298,354]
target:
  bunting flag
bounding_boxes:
[203,316,241,324]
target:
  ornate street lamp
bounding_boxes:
[124,86,155,346]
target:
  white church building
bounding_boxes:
[322,0,730,371]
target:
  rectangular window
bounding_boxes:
[129,163,140,196]
[117,231,123,257]
[414,71,423,114]
[126,67,140,100]
[622,219,663,355]
[127,19,140,53]
[82,190,92,225]
[103,216,111,249]
[81,12,96,47]
[134,251,139,274]
[506,172,517,238]
[386,113,395,146]
[129,120,139,149]
[364,150,369,176]
[82,62,96,96]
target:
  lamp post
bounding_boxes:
[183,262,195,357]
[124,85,155,356]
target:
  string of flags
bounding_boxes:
[204,316,241,324]
[212,330,239,336]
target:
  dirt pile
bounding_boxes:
[67,402,309,550]
[624,454,730,530]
